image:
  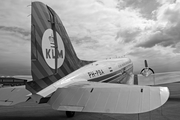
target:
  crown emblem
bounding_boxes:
[49,34,55,48]
[49,34,54,43]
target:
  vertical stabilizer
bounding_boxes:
[26,2,93,93]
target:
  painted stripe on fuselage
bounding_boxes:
[103,74,121,83]
[104,66,133,83]
[88,64,133,83]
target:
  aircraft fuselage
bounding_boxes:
[37,57,133,97]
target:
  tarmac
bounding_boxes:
[0,96,180,120]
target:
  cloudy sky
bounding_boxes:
[0,0,180,76]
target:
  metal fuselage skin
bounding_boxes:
[37,57,133,97]
[57,57,133,86]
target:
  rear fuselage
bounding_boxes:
[54,57,133,87]
[37,57,133,97]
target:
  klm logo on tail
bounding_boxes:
[45,34,63,59]
[42,29,65,69]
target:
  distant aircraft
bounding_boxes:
[0,75,32,87]
[0,1,172,118]
[12,75,32,81]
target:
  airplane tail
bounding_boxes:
[26,2,94,93]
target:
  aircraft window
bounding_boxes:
[108,67,113,72]
[90,88,94,93]
[91,63,98,66]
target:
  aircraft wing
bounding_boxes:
[0,86,30,106]
[48,82,169,114]
[134,71,180,86]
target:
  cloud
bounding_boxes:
[1,0,180,76]
[128,46,180,73]
[70,36,98,45]
[0,26,30,40]
[116,28,141,43]
[0,26,30,75]
[116,0,161,19]
[134,1,180,52]
[173,42,180,53]
[136,31,172,47]
[0,0,31,29]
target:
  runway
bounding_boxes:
[0,97,180,120]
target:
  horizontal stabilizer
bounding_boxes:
[48,82,169,114]
[0,86,30,106]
